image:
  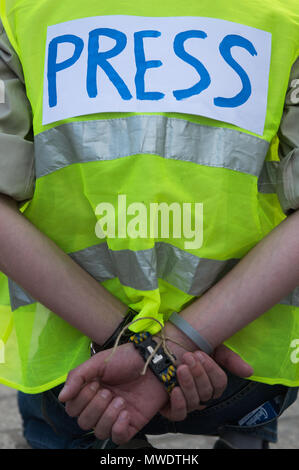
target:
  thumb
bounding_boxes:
[58,353,106,402]
[213,344,254,378]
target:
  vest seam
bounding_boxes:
[36,115,269,144]
[35,153,261,180]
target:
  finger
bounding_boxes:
[213,344,254,377]
[93,397,126,440]
[75,389,113,430]
[111,410,130,445]
[64,381,100,418]
[194,351,228,399]
[182,352,214,403]
[59,353,107,402]
[112,412,139,446]
[168,386,188,421]
[176,363,200,411]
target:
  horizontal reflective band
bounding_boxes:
[257,161,279,194]
[8,241,299,310]
[8,241,239,310]
[35,116,269,179]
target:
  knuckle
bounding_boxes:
[203,359,214,373]
[94,428,107,440]
[215,371,228,389]
[106,407,118,421]
[200,385,213,402]
[212,379,227,398]
[174,412,187,422]
[188,400,199,412]
[193,366,204,379]
[214,384,227,398]
[65,403,77,418]
[181,376,193,388]
[81,385,93,400]
[175,401,186,413]
[178,368,192,386]
[97,389,112,401]
[213,387,225,399]
[77,415,92,431]
[113,431,127,446]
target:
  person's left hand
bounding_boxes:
[160,350,226,420]
[160,344,254,421]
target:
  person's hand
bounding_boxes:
[59,342,171,445]
[212,343,254,377]
[160,344,254,421]
[59,339,254,442]
[59,342,231,443]
[159,350,226,420]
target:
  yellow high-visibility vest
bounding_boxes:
[0,0,299,393]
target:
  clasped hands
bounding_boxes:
[58,340,253,445]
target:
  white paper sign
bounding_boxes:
[43,15,272,135]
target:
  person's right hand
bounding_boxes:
[59,342,171,444]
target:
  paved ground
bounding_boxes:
[0,384,298,449]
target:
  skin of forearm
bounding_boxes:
[0,194,127,344]
[163,210,299,362]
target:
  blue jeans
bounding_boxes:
[18,370,298,449]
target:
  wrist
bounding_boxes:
[91,307,138,354]
[126,341,169,404]
[157,321,196,364]
[129,333,176,398]
[144,364,169,402]
[157,316,216,365]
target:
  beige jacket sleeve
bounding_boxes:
[276,57,299,214]
[0,20,35,202]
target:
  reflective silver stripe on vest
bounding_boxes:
[35,116,269,179]
[8,241,299,310]
[8,241,239,310]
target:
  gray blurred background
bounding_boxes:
[0,383,298,449]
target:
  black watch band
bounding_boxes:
[91,307,137,355]
[129,332,178,394]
